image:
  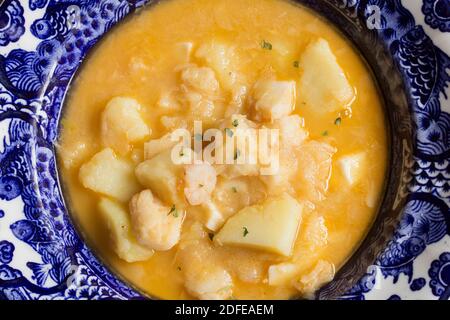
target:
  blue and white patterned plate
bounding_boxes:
[0,0,448,300]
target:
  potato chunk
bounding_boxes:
[338,152,366,186]
[79,148,140,202]
[135,148,190,206]
[299,39,354,113]
[98,197,154,263]
[195,41,237,91]
[101,97,151,155]
[215,193,303,256]
[129,189,184,251]
[252,80,296,121]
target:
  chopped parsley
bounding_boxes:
[208,232,214,241]
[293,60,300,68]
[232,119,239,127]
[199,183,204,188]
[261,40,272,50]
[177,266,182,271]
[179,150,185,157]
[334,117,342,125]
[234,149,241,160]
[168,205,178,217]
[243,227,249,237]
[322,130,329,136]
[225,127,234,138]
[231,186,238,193]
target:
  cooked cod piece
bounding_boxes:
[181,65,220,95]
[183,90,216,120]
[294,141,336,202]
[225,85,248,117]
[252,80,296,121]
[184,161,217,206]
[268,262,299,286]
[135,148,192,206]
[185,266,233,300]
[272,115,309,150]
[143,131,180,160]
[129,189,184,251]
[177,222,233,300]
[98,197,154,262]
[101,97,151,155]
[214,114,260,178]
[303,214,328,252]
[294,260,335,298]
[215,193,303,256]
[79,148,140,202]
[59,140,88,169]
[174,41,194,64]
[211,176,267,221]
[299,39,355,114]
[201,200,225,232]
[338,152,367,186]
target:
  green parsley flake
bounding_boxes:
[225,127,234,137]
[232,186,238,193]
[322,130,329,136]
[234,149,241,160]
[243,227,249,237]
[293,60,300,68]
[261,40,272,50]
[232,119,239,127]
[334,117,342,125]
[168,205,178,217]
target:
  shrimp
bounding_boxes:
[129,189,184,251]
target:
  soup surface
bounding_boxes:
[59,0,388,299]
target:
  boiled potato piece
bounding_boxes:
[101,97,151,155]
[338,152,366,186]
[215,193,303,256]
[79,148,140,202]
[195,41,237,91]
[98,197,154,263]
[252,80,296,121]
[299,39,354,113]
[135,148,192,206]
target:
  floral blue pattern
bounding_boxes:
[0,0,448,300]
[422,0,450,32]
[0,0,25,46]
[429,252,450,299]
